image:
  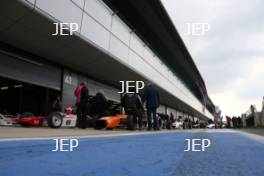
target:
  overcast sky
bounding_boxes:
[162,0,264,117]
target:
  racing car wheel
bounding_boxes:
[48,112,63,128]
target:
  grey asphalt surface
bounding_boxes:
[238,128,264,136]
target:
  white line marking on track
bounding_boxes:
[0,130,203,142]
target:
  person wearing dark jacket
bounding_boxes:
[90,90,107,126]
[170,113,174,123]
[232,116,237,128]
[52,96,62,111]
[226,116,231,128]
[79,83,89,129]
[121,90,144,130]
[143,83,160,130]
[237,116,242,128]
[91,90,107,117]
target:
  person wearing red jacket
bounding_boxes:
[75,82,90,129]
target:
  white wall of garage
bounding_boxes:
[62,69,120,108]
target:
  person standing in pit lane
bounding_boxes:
[237,116,242,128]
[90,90,108,126]
[226,116,231,128]
[75,82,84,126]
[75,82,90,129]
[51,96,62,112]
[142,83,160,131]
[232,116,237,128]
[79,82,89,129]
[121,88,144,130]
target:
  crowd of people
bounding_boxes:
[73,82,161,130]
[226,116,243,128]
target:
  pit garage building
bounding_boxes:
[0,0,215,121]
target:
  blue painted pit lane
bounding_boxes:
[0,131,264,176]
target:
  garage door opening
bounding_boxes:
[0,77,60,116]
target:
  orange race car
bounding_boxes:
[95,114,128,129]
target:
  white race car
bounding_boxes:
[172,121,183,129]
[47,107,94,128]
[0,110,15,126]
[48,107,77,128]
[206,124,216,129]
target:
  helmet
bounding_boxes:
[65,106,73,114]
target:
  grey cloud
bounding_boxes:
[162,0,264,114]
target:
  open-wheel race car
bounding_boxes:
[95,114,128,130]
[15,112,46,127]
[0,110,16,126]
[15,107,78,128]
[49,111,132,130]
[47,106,78,128]
[15,105,137,130]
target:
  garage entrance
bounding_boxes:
[0,77,60,116]
[0,49,62,116]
